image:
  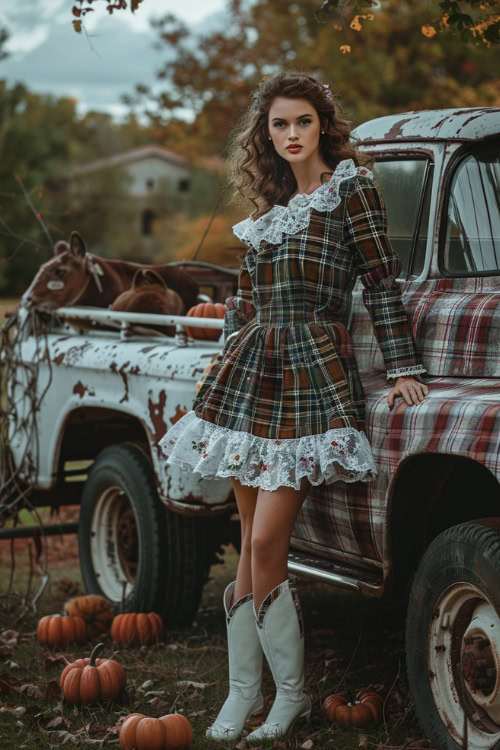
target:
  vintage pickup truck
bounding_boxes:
[1,107,499,750]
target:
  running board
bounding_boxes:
[287,549,383,594]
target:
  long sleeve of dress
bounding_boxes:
[344,179,427,383]
[223,255,256,344]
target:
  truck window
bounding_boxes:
[371,158,431,279]
[441,145,500,276]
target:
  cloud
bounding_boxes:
[1,14,167,117]
[0,1,227,119]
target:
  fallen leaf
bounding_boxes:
[46,715,72,730]
[0,705,26,716]
[0,629,19,647]
[148,697,170,711]
[19,683,43,698]
[140,679,153,690]
[175,680,215,689]
[86,722,117,735]
[301,740,314,749]
[359,733,368,748]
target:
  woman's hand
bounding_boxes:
[387,376,429,409]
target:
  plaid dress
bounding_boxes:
[158,158,426,490]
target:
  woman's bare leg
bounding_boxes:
[251,476,311,612]
[230,476,258,602]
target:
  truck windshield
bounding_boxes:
[371,159,431,279]
[442,145,500,275]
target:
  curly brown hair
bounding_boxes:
[225,70,371,220]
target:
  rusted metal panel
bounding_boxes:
[6,309,233,510]
[352,107,500,143]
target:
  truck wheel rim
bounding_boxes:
[429,582,500,745]
[90,484,138,602]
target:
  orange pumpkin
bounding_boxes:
[60,642,126,704]
[111,612,164,646]
[184,302,226,341]
[119,712,193,750]
[64,594,114,637]
[323,690,384,727]
[37,614,88,647]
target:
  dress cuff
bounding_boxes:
[386,365,427,382]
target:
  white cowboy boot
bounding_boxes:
[246,578,311,744]
[205,581,264,741]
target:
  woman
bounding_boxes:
[158,71,429,743]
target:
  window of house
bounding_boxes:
[146,178,155,190]
[440,144,500,276]
[141,209,156,236]
[371,158,432,279]
[178,178,190,192]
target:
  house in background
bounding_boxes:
[69,145,191,238]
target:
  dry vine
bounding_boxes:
[0,305,56,615]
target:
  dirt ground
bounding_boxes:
[0,534,426,750]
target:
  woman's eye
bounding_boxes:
[300,119,312,126]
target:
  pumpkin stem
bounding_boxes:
[89,642,106,666]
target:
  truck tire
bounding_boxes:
[406,520,500,750]
[78,442,211,628]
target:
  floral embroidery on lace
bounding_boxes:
[232,158,373,251]
[158,410,378,491]
[386,364,427,380]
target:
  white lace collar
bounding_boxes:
[232,158,373,251]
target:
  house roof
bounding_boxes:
[69,145,189,176]
[351,107,500,143]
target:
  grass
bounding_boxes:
[0,542,425,749]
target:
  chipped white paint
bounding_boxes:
[351,107,500,143]
[7,306,231,509]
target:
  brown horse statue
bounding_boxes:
[21,231,199,313]
[111,269,184,336]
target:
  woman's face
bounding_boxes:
[267,96,321,164]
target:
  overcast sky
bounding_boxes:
[0,0,226,119]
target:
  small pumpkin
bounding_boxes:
[64,594,114,637]
[111,612,164,646]
[119,712,193,750]
[184,302,226,341]
[323,690,384,727]
[60,642,126,704]
[37,613,88,647]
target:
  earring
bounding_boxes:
[268,136,271,140]
[321,130,325,134]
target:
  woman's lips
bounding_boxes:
[287,145,302,152]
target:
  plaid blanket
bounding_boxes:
[292,370,500,570]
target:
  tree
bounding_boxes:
[127,0,499,157]
[0,24,9,62]
[69,0,500,47]
[317,1,500,49]
[0,82,153,295]
[71,0,145,33]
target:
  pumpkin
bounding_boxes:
[60,642,126,704]
[111,612,164,646]
[322,690,384,727]
[64,594,114,636]
[184,302,226,341]
[119,712,193,750]
[37,613,88,646]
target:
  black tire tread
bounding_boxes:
[406,519,500,750]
